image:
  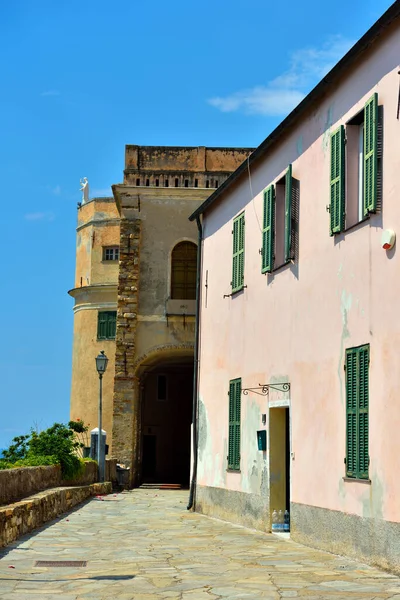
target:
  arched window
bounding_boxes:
[171,242,197,299]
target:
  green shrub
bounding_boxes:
[0,421,93,479]
[0,455,58,470]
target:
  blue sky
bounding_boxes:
[0,0,394,447]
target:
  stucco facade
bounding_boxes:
[69,145,253,479]
[191,5,400,572]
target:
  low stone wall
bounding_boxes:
[0,462,100,506]
[105,458,118,485]
[0,466,61,506]
[0,482,111,549]
[61,461,98,487]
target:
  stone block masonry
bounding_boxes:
[112,217,141,484]
[0,482,111,548]
[0,462,99,506]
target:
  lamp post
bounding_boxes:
[95,350,108,482]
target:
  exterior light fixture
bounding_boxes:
[95,350,108,481]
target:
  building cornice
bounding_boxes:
[77,218,120,232]
[68,283,117,298]
[112,184,212,213]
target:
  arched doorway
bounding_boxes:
[136,348,194,487]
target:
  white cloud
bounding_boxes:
[208,36,354,117]
[40,90,60,97]
[24,212,55,222]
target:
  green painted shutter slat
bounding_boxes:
[234,379,241,470]
[98,311,116,340]
[346,349,357,478]
[284,165,292,262]
[262,185,275,272]
[330,126,345,235]
[98,312,106,340]
[364,93,378,216]
[346,345,370,480]
[108,311,117,339]
[358,346,369,479]
[232,214,244,292]
[228,378,241,470]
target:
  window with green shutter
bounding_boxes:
[284,165,293,262]
[364,93,378,216]
[345,344,369,480]
[262,185,275,273]
[97,311,117,340]
[330,93,380,232]
[232,213,245,292]
[228,378,241,471]
[330,125,345,235]
[262,165,295,272]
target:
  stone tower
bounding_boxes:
[69,145,254,486]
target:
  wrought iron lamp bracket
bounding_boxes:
[242,382,290,396]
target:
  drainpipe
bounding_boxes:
[187,215,202,510]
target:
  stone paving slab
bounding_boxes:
[0,489,399,599]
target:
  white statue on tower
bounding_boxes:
[80,177,89,204]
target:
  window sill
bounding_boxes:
[101,260,119,263]
[332,215,371,237]
[227,469,241,473]
[97,338,116,342]
[272,260,292,274]
[343,477,371,485]
[262,260,292,276]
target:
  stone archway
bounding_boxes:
[135,344,194,486]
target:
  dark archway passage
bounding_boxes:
[140,360,193,486]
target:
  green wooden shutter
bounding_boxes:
[330,126,345,235]
[97,312,107,340]
[358,345,369,479]
[262,185,275,272]
[284,165,293,262]
[228,381,236,469]
[345,349,357,478]
[364,93,378,216]
[228,378,241,470]
[346,345,370,479]
[232,213,245,292]
[107,311,117,339]
[233,379,241,470]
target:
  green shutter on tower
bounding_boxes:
[330,126,345,235]
[262,185,275,272]
[232,213,245,292]
[107,311,117,339]
[228,378,241,470]
[345,345,369,480]
[97,311,117,340]
[284,165,293,262]
[364,93,378,216]
[97,312,107,340]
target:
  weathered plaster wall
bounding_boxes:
[70,198,120,451]
[70,303,116,448]
[75,198,120,288]
[196,20,400,540]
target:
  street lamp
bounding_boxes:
[95,350,108,482]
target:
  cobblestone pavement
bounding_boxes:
[1,489,400,599]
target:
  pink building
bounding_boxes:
[189,2,400,572]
